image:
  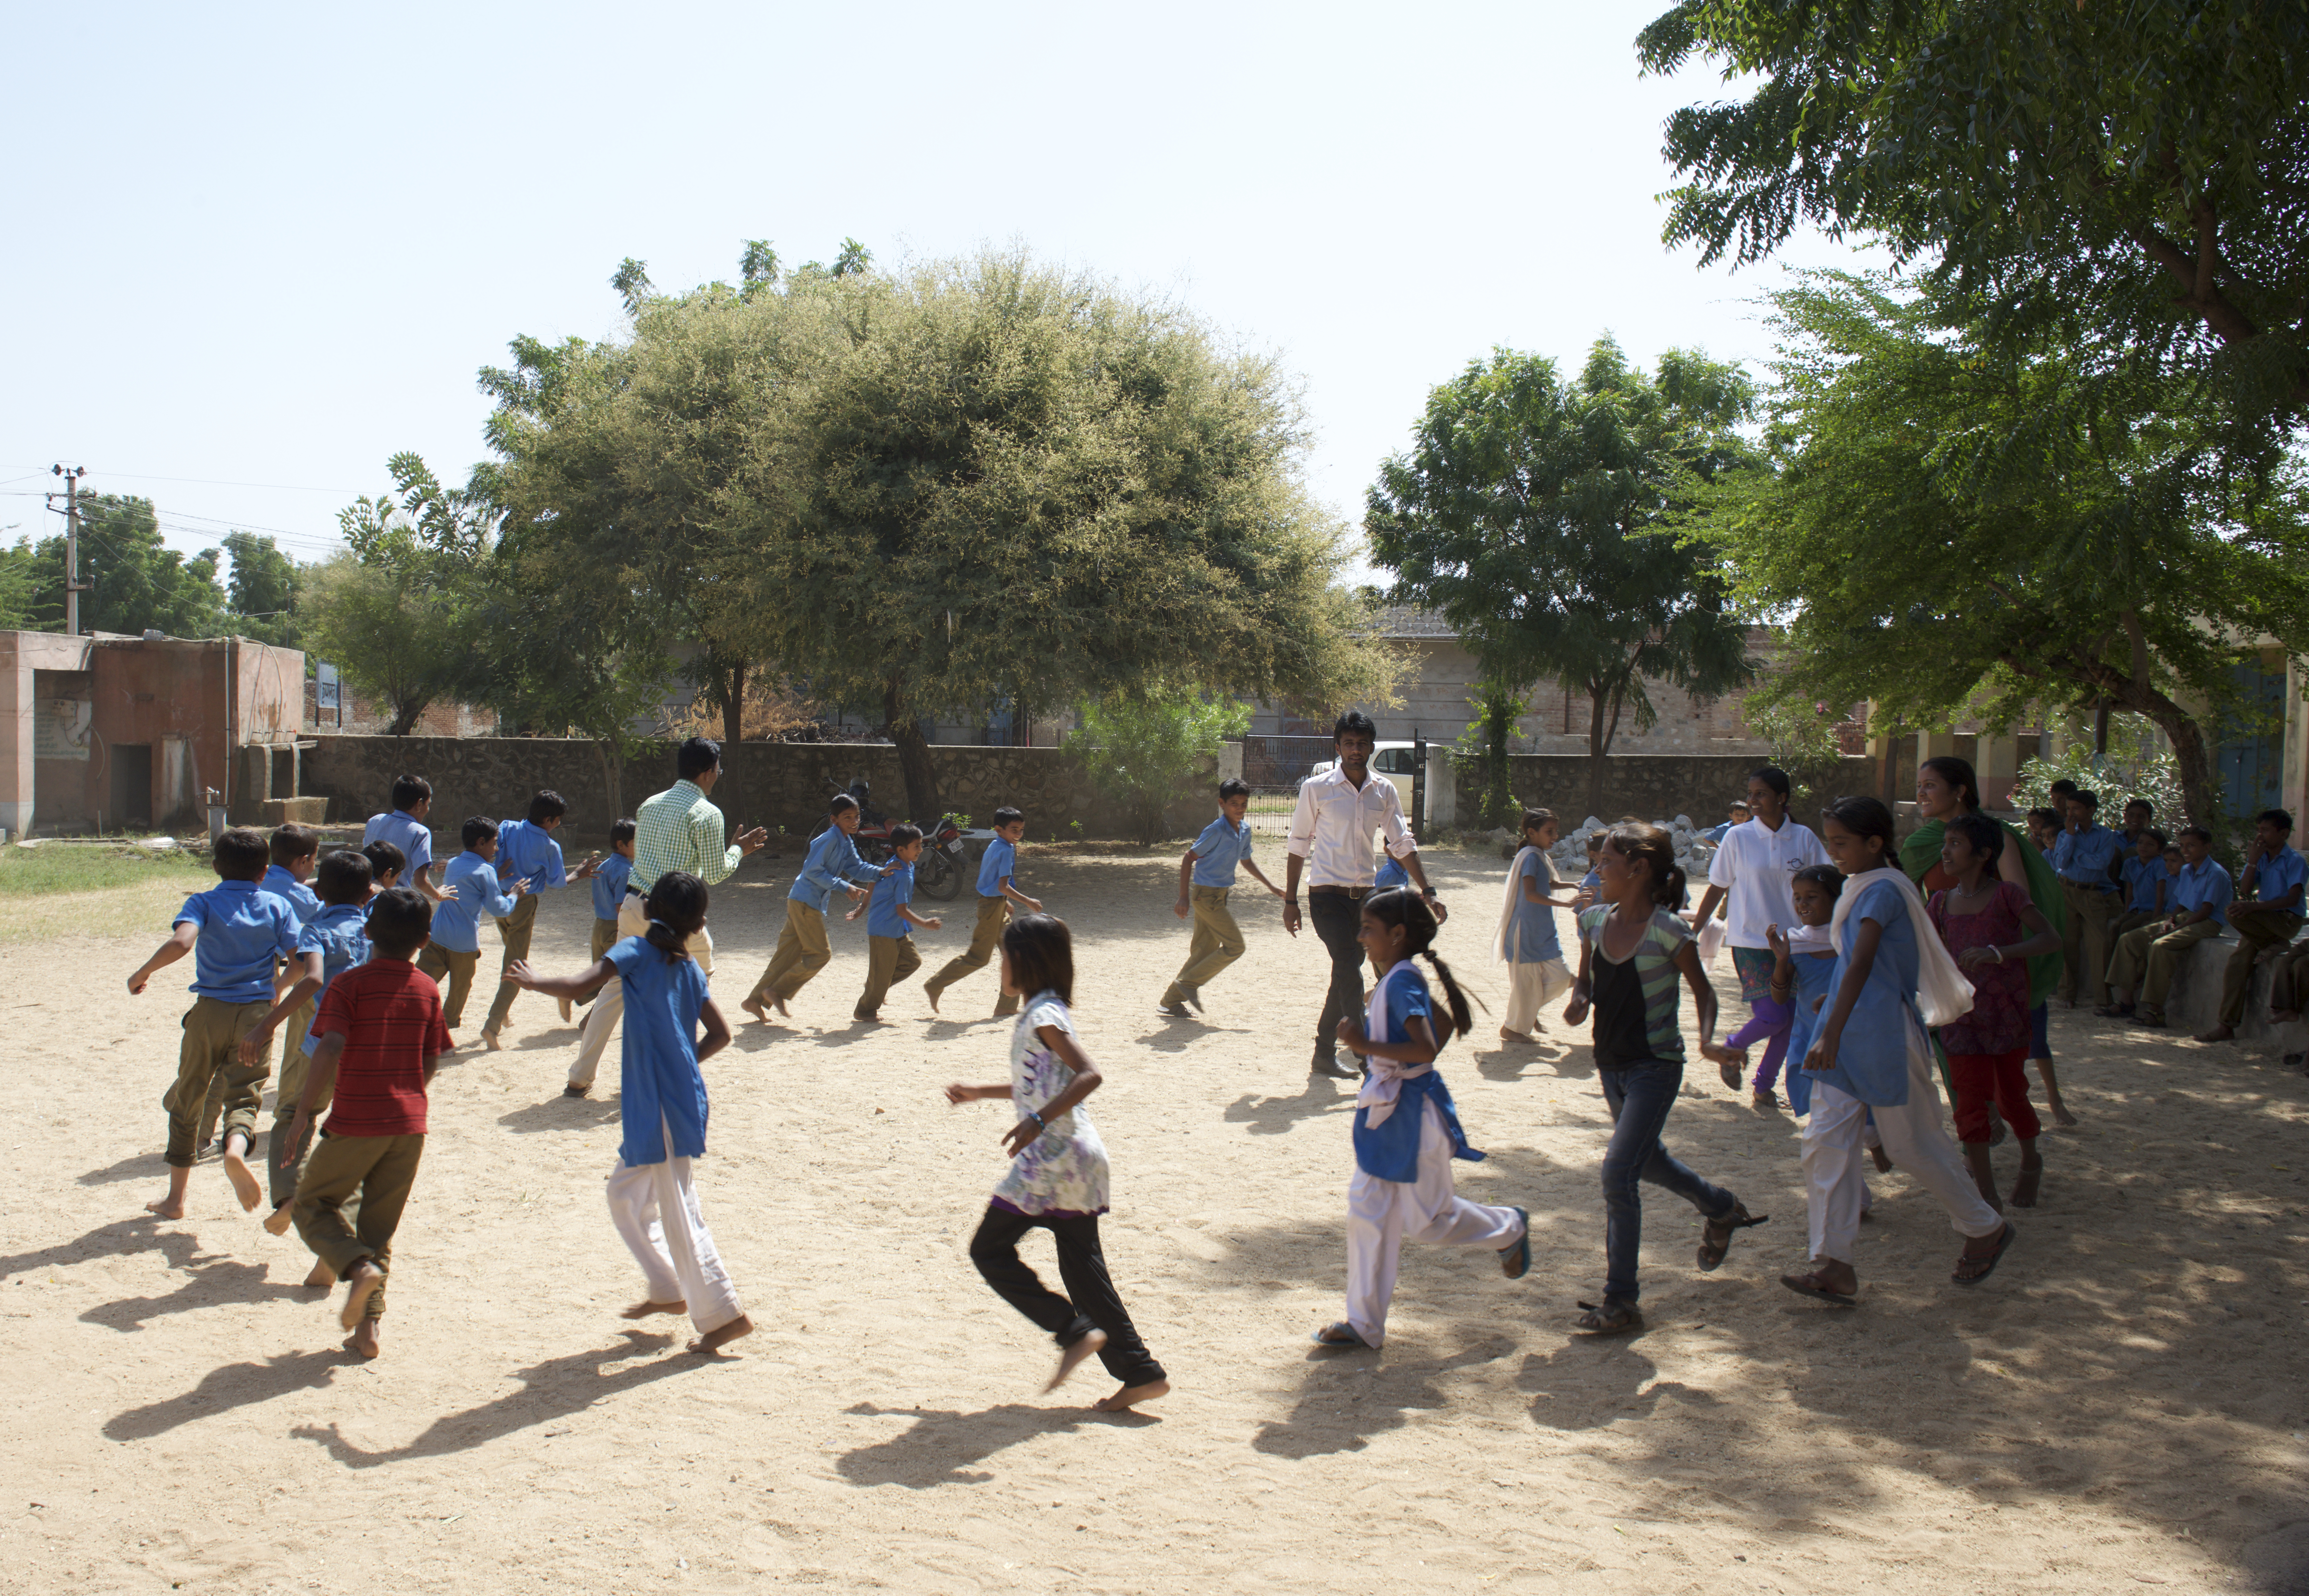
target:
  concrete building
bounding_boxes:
[1,631,309,838]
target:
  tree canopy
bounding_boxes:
[1689,271,2309,825]
[1365,338,1758,816]
[1641,0,2309,445]
[24,495,227,638]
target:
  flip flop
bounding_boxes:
[1780,1271,1858,1307]
[1952,1222,2018,1286]
[1573,1298,1643,1335]
[1499,1207,1531,1280]
[1311,1321,1373,1348]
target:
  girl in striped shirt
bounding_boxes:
[1562,823,1765,1334]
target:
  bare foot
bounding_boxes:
[482,1030,504,1052]
[2011,1158,2043,1208]
[687,1314,754,1355]
[1045,1329,1107,1392]
[144,1196,186,1220]
[924,987,943,1015]
[1093,1377,1170,1412]
[2272,1009,2302,1025]
[342,1319,381,1360]
[1497,1027,1535,1044]
[1868,1144,1894,1174]
[2195,1024,2236,1044]
[739,996,769,1024]
[263,1205,295,1237]
[303,1261,337,1289]
[221,1141,263,1212]
[770,992,791,1018]
[338,1261,384,1329]
[621,1299,687,1319]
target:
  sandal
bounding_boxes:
[1717,1059,1742,1091]
[1499,1207,1531,1279]
[1951,1222,2017,1285]
[562,1084,590,1099]
[1697,1201,1768,1272]
[2134,1009,2168,1028]
[1310,1321,1373,1348]
[1780,1270,1857,1307]
[1572,1298,1643,1335]
[2093,1002,2134,1019]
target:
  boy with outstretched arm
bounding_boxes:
[480,790,597,1047]
[924,807,1041,1018]
[848,823,943,1020]
[282,887,449,1359]
[745,792,885,1021]
[128,826,303,1219]
[1159,778,1283,1017]
[566,818,636,1020]
[418,816,527,1035]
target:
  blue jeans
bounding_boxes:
[1599,1058,1737,1303]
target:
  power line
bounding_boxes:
[0,464,365,495]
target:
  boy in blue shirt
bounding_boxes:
[1159,779,1282,1016]
[186,821,327,1159]
[2199,808,2308,1043]
[234,849,376,1232]
[418,816,526,1035]
[2107,825,2231,1027]
[568,818,636,1020]
[480,790,597,1046]
[2050,788,2122,1007]
[847,822,944,1020]
[747,793,885,1020]
[127,825,304,1220]
[2113,828,2170,939]
[924,806,1041,1018]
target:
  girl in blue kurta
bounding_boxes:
[1313,889,1531,1350]
[510,872,752,1356]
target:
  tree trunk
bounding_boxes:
[885,677,941,825]
[2062,653,2227,829]
[1585,684,1609,821]
[722,661,745,749]
[388,693,431,736]
[595,738,624,822]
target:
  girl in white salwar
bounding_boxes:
[509,872,753,1355]
[1784,797,2017,1308]
[1314,888,1531,1350]
[1496,809,1579,1043]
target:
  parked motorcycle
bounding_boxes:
[818,776,970,900]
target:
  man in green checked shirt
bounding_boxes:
[565,738,769,1096]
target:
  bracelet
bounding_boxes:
[1027,1111,1047,1132]
[1993,946,2006,963]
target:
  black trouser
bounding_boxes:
[1309,889,1369,1055]
[968,1205,1166,1387]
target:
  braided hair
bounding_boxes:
[643,871,709,963]
[1363,887,1482,1036]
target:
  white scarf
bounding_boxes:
[1493,845,1553,965]
[1355,963,1432,1128]
[1827,864,1975,1028]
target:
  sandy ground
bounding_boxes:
[4,843,2308,1595]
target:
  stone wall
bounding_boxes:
[1453,752,1885,827]
[298,736,1207,847]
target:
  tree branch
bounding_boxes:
[2130,220,2260,345]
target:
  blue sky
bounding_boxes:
[0,1,1868,583]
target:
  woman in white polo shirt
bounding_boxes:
[1685,766,1829,1100]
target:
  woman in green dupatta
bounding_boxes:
[1904,756,2077,1127]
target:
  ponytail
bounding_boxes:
[642,871,710,964]
[1604,822,1688,910]
[1365,886,1487,1037]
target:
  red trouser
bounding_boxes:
[1947,1048,2041,1143]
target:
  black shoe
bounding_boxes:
[1311,1050,1357,1079]
[1181,986,1204,1015]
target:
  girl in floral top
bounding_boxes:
[1926,813,2060,1212]
[944,914,1169,1412]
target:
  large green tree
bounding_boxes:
[25,495,227,637]
[1641,0,2309,444]
[1693,271,2309,825]
[1366,339,1759,817]
[221,532,302,646]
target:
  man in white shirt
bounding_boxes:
[1283,712,1449,1078]
[1685,766,1828,1089]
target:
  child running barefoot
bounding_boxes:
[945,915,1169,1411]
[509,873,754,1356]
[1562,824,1765,1335]
[1495,809,1579,1045]
[1315,888,1531,1350]
[1927,814,2060,1212]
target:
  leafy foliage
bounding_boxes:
[2010,725,2189,829]
[221,532,301,647]
[23,495,227,638]
[1453,680,1530,830]
[1068,691,1252,846]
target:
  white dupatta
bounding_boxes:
[1355,963,1432,1129]
[1827,865,1976,1028]
[1493,846,1554,966]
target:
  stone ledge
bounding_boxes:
[2127,926,2309,1055]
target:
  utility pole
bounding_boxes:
[50,465,90,635]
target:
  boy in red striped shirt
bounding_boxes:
[280,887,449,1359]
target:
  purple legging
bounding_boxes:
[1727,996,1791,1092]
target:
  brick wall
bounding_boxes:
[1455,752,1885,827]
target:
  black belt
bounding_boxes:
[1307,885,1371,899]
[626,884,646,897]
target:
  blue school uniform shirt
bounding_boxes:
[2049,824,2120,892]
[361,809,434,882]
[1510,850,1562,963]
[609,936,712,1166]
[1374,852,1410,890]
[174,879,303,1004]
[1349,961,1482,1183]
[259,864,321,926]
[1189,815,1255,889]
[2175,858,2234,927]
[976,836,1018,897]
[2250,844,2308,907]
[591,852,633,920]
[294,902,372,1056]
[1782,951,1840,1117]
[2121,855,2164,913]
[1808,874,1920,1108]
[431,851,517,953]
[789,824,881,913]
[866,859,916,938]
[493,819,568,895]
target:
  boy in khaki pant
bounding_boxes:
[925,808,1039,1017]
[1160,779,1283,1016]
[847,823,943,1020]
[284,887,450,1360]
[128,827,305,1221]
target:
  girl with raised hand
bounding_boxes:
[1561,824,1765,1336]
[1784,798,2017,1309]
